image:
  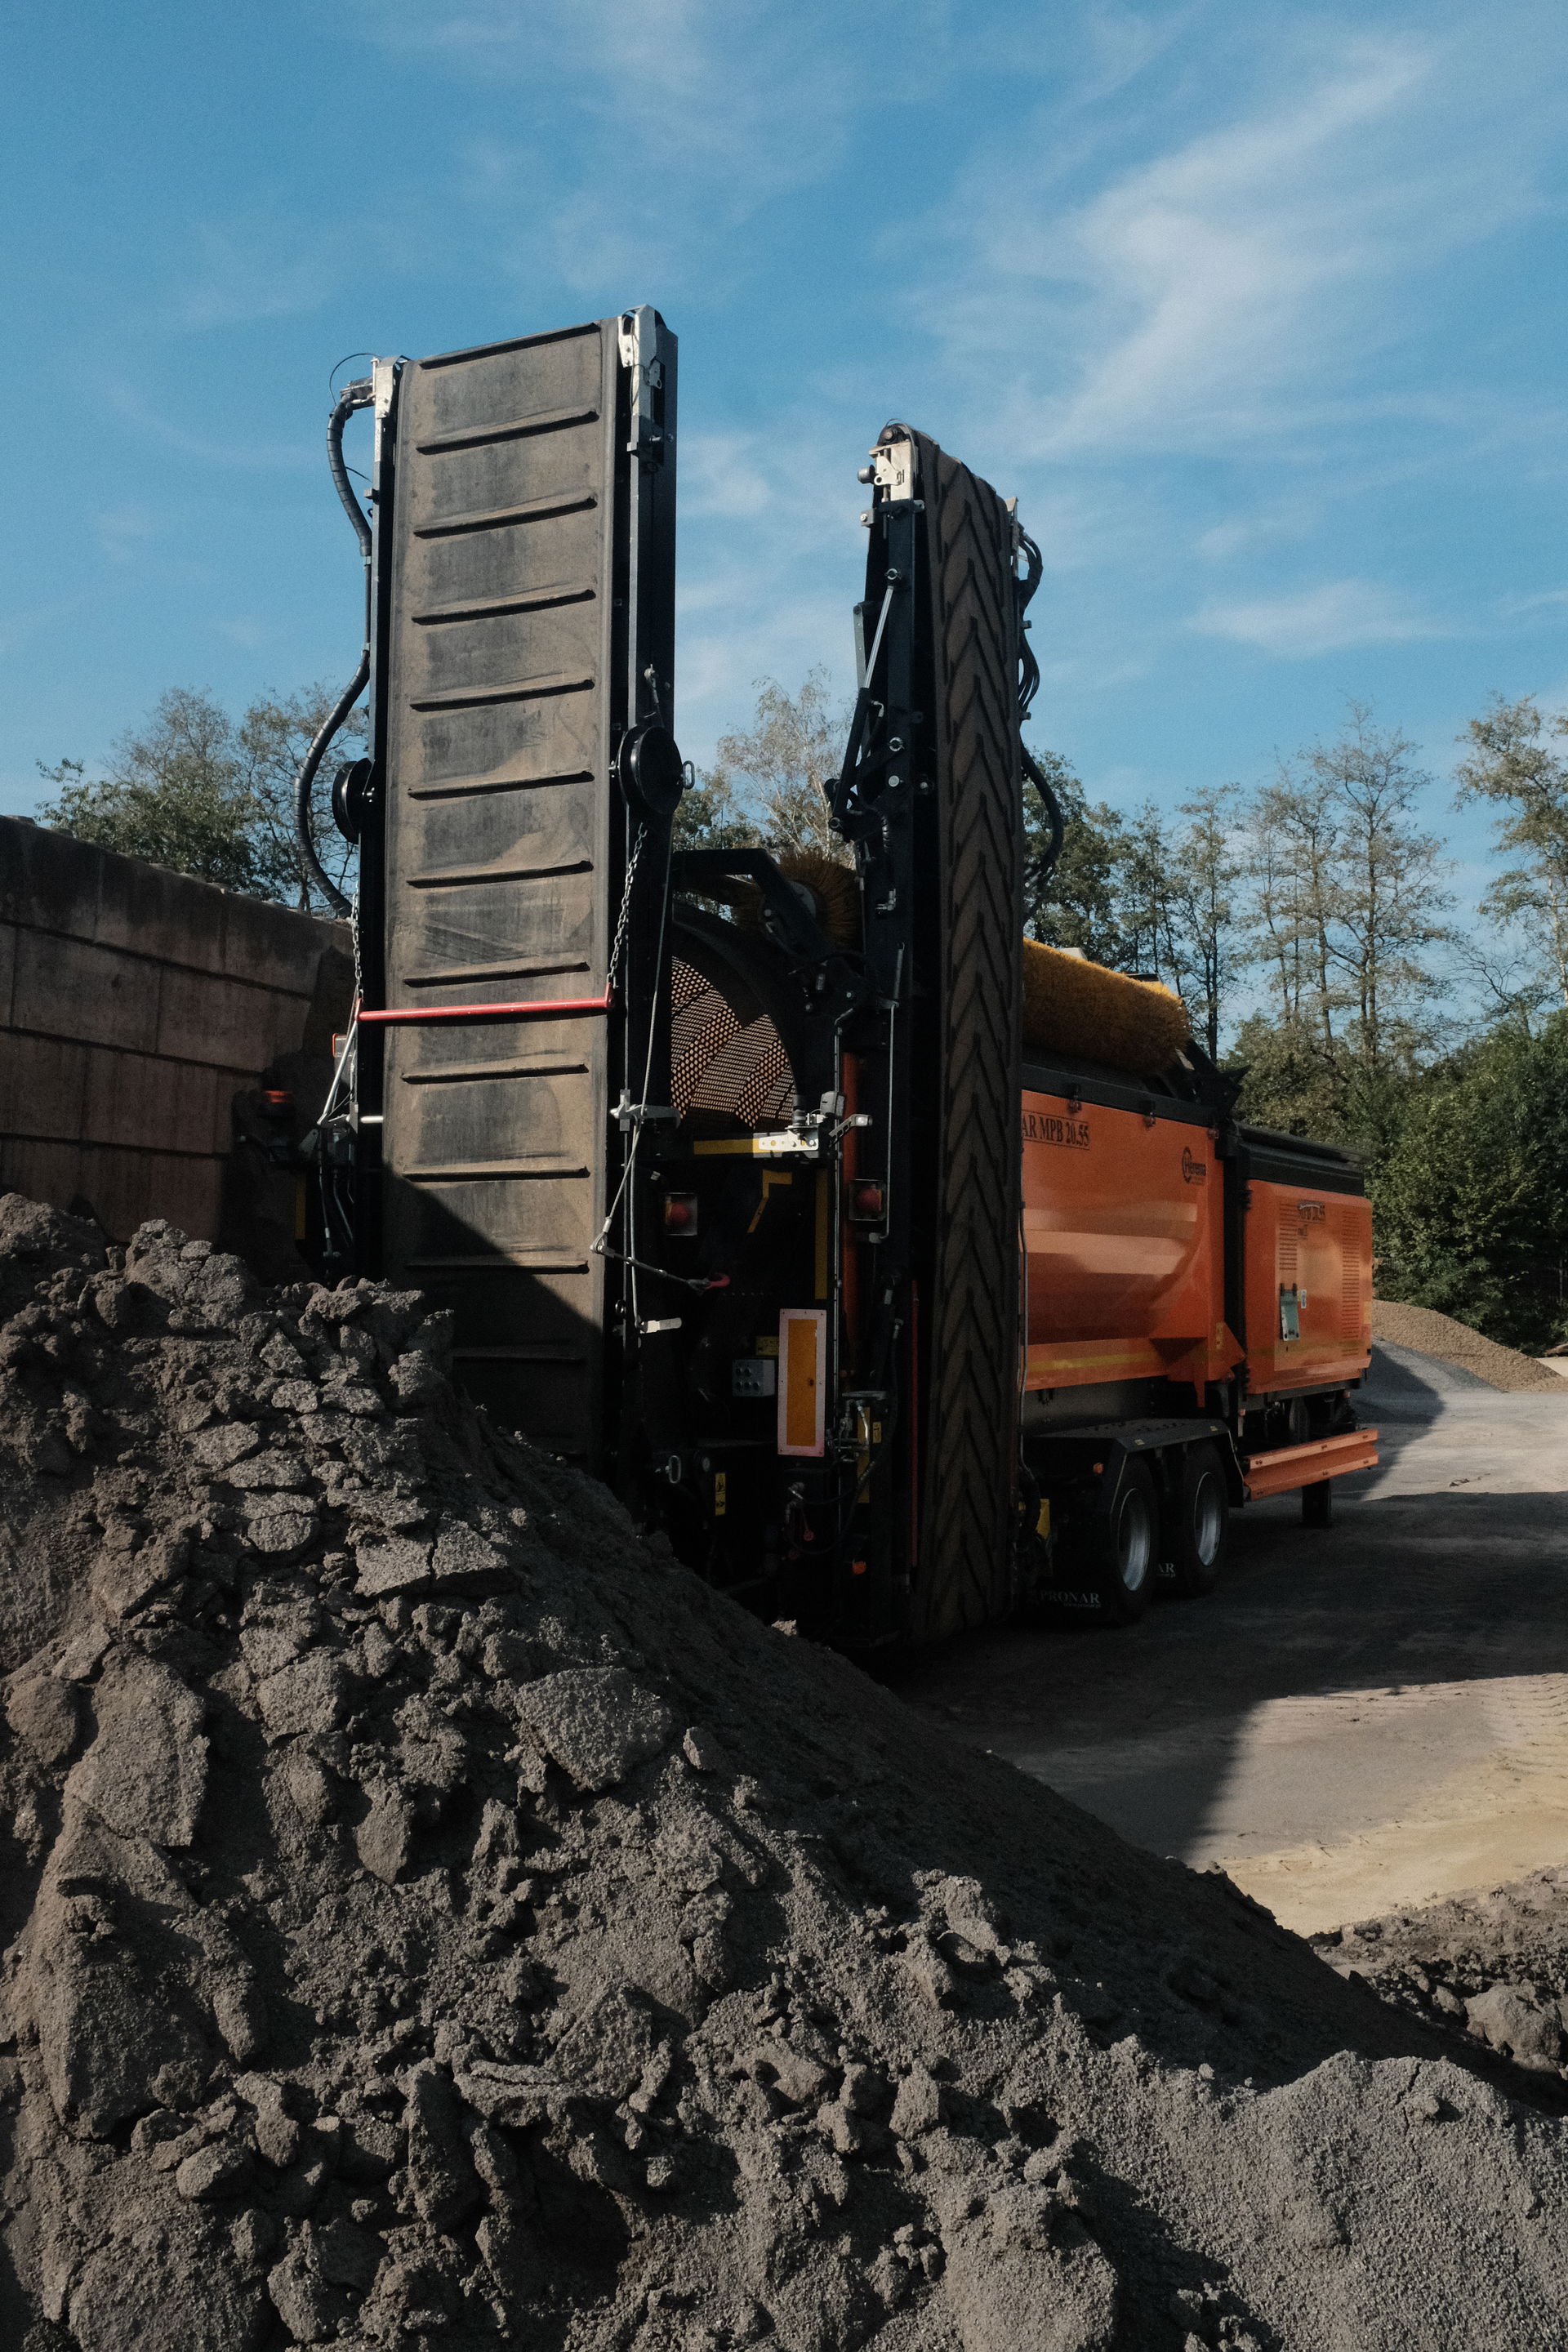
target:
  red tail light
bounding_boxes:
[663,1193,698,1236]
[849,1181,886,1223]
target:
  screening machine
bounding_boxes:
[298,313,1376,1642]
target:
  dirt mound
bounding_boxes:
[2,1191,1567,2350]
[1370,1298,1563,1392]
[1314,1870,1568,2084]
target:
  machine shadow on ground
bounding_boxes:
[878,1351,1568,1918]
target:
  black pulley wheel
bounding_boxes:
[330,757,375,845]
[1166,1442,1229,1597]
[617,721,686,821]
[1089,1459,1156,1626]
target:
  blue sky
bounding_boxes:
[4,0,1567,924]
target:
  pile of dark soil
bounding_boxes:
[1314,1871,1568,2083]
[2,1191,1567,2352]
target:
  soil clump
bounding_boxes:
[1,1192,1566,2351]
[1314,1868,1568,2083]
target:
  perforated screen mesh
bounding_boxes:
[670,955,796,1129]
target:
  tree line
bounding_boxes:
[33,673,1568,1352]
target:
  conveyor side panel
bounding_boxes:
[377,316,675,1459]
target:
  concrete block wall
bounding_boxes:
[0,816,353,1246]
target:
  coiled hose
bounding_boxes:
[294,378,376,916]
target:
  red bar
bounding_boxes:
[358,993,611,1027]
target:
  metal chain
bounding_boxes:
[606,822,647,1001]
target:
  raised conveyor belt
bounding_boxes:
[376,312,676,1460]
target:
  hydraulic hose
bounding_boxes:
[1014,528,1064,887]
[295,378,376,916]
[327,381,374,559]
[1022,744,1066,880]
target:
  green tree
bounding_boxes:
[672,764,760,856]
[1227,1013,1348,1140]
[1116,802,1183,986]
[39,688,261,893]
[1371,1013,1568,1351]
[1307,706,1451,1076]
[1169,785,1245,1062]
[38,683,362,911]
[1022,747,1133,967]
[1454,693,1568,1013]
[1234,709,1451,1134]
[1244,769,1347,1054]
[715,670,850,862]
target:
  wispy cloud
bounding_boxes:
[1190,579,1450,658]
[171,219,350,330]
[353,0,865,291]
[95,504,166,567]
[102,381,312,472]
[918,9,1563,465]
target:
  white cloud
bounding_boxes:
[679,433,777,521]
[1196,511,1312,562]
[172,220,349,330]
[102,381,314,473]
[212,617,278,651]
[354,0,862,287]
[915,9,1563,465]
[1190,579,1450,658]
[95,505,165,566]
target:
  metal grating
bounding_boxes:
[669,954,795,1128]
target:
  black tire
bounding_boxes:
[1165,1442,1229,1597]
[1302,1479,1334,1529]
[1089,1459,1157,1626]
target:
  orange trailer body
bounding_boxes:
[1021,1087,1233,1396]
[1242,1179,1373,1396]
[1018,1079,1375,1502]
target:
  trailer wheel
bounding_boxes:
[1167,1442,1229,1597]
[1092,1459,1156,1626]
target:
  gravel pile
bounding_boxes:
[1314,1871,1568,2084]
[1370,1299,1564,1392]
[2,1191,1567,2352]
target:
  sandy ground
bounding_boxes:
[888,1343,1568,1936]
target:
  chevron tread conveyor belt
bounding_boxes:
[376,314,675,1462]
[903,434,1024,1640]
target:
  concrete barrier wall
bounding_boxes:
[0,816,352,1247]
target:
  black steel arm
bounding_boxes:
[670,847,840,965]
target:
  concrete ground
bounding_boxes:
[886,1345,1568,1935]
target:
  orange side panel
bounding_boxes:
[1244,1181,1372,1396]
[1021,1089,1233,1392]
[840,1053,862,1369]
[1243,1428,1379,1497]
[777,1309,826,1457]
